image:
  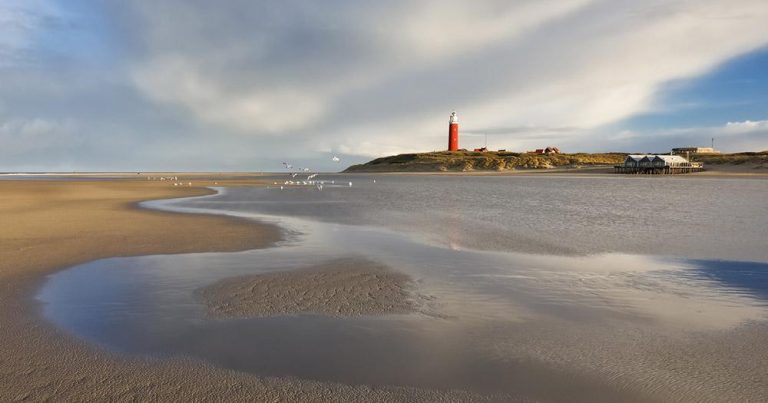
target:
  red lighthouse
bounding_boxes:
[448,111,459,151]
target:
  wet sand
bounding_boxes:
[197,258,420,318]
[0,180,505,401]
[5,177,767,402]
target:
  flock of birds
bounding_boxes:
[146,175,195,187]
[274,155,358,191]
[146,155,364,192]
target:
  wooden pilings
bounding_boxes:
[614,166,704,174]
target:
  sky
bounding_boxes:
[1,0,767,172]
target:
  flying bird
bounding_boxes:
[332,156,340,163]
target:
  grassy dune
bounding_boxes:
[344,151,626,172]
[344,151,768,173]
[695,151,768,166]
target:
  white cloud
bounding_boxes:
[725,119,768,132]
[129,1,595,136]
[130,0,768,157]
[596,119,768,152]
[0,0,67,66]
[0,1,40,65]
[132,56,326,133]
[0,117,78,154]
[387,0,593,62]
[2,1,768,170]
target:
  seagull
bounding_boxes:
[332,156,340,163]
[282,162,293,169]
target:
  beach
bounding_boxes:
[3,174,768,402]
[4,1,768,400]
[0,179,501,402]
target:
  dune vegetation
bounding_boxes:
[694,151,768,166]
[344,151,768,172]
[344,151,626,172]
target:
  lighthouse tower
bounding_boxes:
[448,111,459,151]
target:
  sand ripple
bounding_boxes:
[196,258,420,318]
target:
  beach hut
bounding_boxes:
[623,155,645,168]
[652,155,689,168]
[615,154,702,174]
[638,156,654,168]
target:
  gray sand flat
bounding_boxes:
[196,258,419,318]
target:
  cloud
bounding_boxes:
[0,117,83,171]
[1,1,768,170]
[725,119,768,132]
[0,0,81,67]
[125,0,768,156]
[132,56,326,133]
[598,119,768,152]
[1,117,67,140]
[128,1,596,135]
[0,0,47,65]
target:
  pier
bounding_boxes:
[614,165,704,174]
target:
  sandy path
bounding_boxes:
[0,180,504,402]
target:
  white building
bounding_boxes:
[617,154,703,174]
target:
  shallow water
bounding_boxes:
[38,175,768,401]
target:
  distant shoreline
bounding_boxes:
[345,165,768,178]
[1,166,766,179]
[344,151,768,176]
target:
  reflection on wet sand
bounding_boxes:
[447,253,768,330]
